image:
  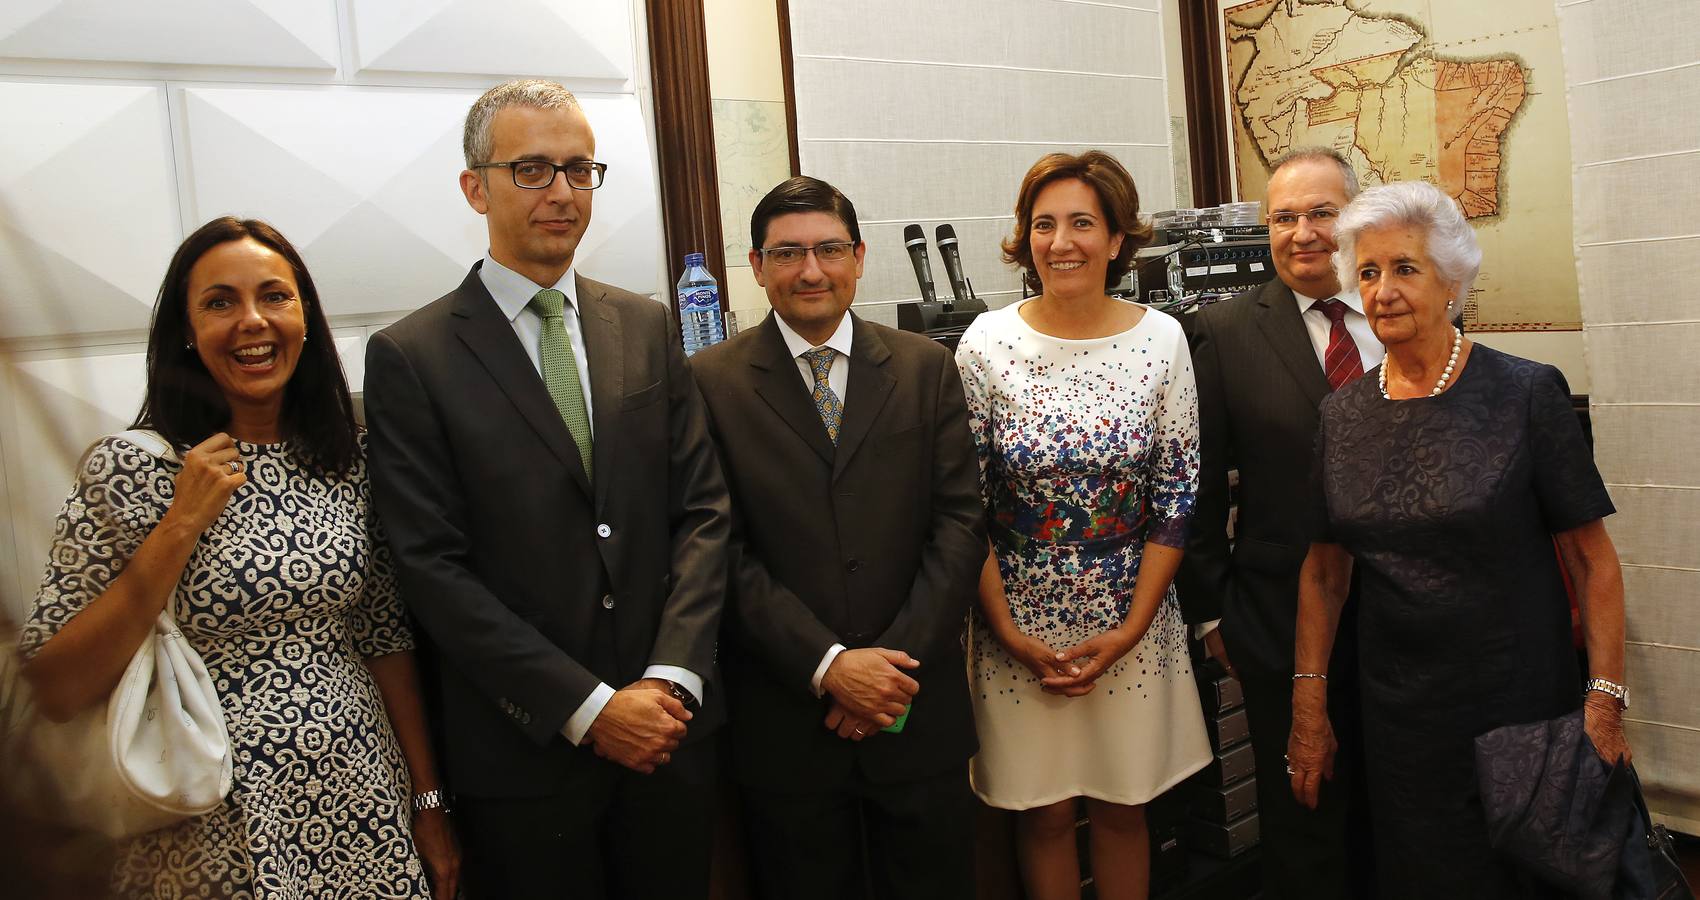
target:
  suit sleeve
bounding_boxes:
[364,330,602,744]
[646,306,731,686]
[872,349,989,659]
[1174,308,1230,625]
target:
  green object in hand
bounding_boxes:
[882,704,911,734]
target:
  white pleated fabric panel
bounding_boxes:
[1556,0,1700,832]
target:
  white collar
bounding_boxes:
[1293,288,1365,317]
[480,253,579,323]
[773,311,854,360]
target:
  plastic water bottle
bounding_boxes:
[676,252,725,356]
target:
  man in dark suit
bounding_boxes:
[363,79,731,900]
[689,177,986,900]
[1176,148,1380,899]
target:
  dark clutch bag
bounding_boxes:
[1475,708,1696,900]
[1616,766,1695,900]
[1475,708,1634,899]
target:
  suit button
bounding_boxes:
[602,594,616,609]
[597,523,612,538]
[845,559,861,573]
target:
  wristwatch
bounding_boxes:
[1584,677,1629,710]
[665,680,700,711]
[412,789,452,814]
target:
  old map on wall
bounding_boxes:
[1222,0,1579,330]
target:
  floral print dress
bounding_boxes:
[955,301,1211,809]
[20,433,429,898]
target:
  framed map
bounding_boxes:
[1218,0,1580,331]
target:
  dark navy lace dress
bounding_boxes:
[21,434,429,899]
[1311,346,1614,899]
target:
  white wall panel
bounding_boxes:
[180,87,659,319]
[0,0,339,71]
[0,80,178,340]
[789,0,1178,306]
[349,0,633,84]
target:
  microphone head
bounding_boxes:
[903,223,926,246]
[935,223,958,246]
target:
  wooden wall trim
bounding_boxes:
[645,0,728,303]
[1178,0,1232,207]
[775,0,802,176]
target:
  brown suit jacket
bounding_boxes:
[364,264,730,798]
[690,312,986,790]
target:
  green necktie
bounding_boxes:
[528,288,593,480]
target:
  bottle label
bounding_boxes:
[679,287,718,313]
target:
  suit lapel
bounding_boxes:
[1253,280,1331,408]
[749,315,836,466]
[451,264,593,499]
[577,275,623,517]
[831,315,895,482]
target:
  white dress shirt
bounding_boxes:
[479,254,704,745]
[770,312,856,696]
[1293,289,1384,372]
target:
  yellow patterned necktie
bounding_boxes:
[802,346,841,445]
[528,288,593,479]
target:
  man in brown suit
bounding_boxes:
[690,176,986,900]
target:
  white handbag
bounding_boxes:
[0,429,233,839]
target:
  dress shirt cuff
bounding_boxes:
[561,682,616,746]
[643,665,704,707]
[1193,619,1222,640]
[811,643,848,698]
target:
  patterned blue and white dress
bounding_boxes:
[956,300,1211,809]
[20,434,429,899]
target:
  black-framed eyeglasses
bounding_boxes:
[1267,206,1341,231]
[474,159,608,190]
[758,241,857,267]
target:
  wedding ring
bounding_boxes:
[227,459,241,474]
[853,727,865,737]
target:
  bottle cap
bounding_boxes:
[685,252,706,266]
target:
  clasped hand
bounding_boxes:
[820,648,919,740]
[586,678,692,774]
[1000,626,1141,697]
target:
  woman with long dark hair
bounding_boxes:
[18,217,459,898]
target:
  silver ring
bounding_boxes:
[227,459,241,474]
[1285,765,1297,776]
[853,728,865,737]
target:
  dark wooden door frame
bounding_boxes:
[1177,0,1233,207]
[775,0,801,176]
[646,0,728,305]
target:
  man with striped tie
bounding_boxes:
[689,177,986,900]
[364,79,732,899]
[1176,148,1383,898]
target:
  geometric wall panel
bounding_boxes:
[0,80,180,339]
[0,0,339,71]
[350,0,632,84]
[181,86,660,316]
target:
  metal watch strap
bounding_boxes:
[1584,677,1629,709]
[412,789,451,813]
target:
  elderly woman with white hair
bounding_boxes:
[1284,181,1630,897]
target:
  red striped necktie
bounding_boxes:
[1311,298,1364,391]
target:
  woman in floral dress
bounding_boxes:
[956,152,1211,900]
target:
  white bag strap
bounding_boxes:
[113,428,183,465]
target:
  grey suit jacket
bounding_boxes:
[363,263,731,797]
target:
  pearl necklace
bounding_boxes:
[1380,326,1462,399]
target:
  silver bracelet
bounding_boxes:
[1292,672,1329,681]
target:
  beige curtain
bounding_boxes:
[1556,0,1700,831]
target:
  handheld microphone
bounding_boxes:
[935,223,976,306]
[902,224,938,304]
